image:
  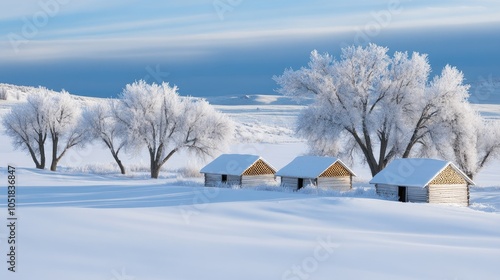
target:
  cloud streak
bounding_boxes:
[0,0,500,98]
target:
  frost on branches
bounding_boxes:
[274,44,500,178]
[115,80,233,179]
[82,100,127,174]
[2,88,51,169]
[2,87,85,171]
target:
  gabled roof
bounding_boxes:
[275,156,356,178]
[200,154,276,176]
[369,158,475,188]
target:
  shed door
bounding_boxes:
[297,178,304,190]
[221,174,227,183]
[398,186,407,202]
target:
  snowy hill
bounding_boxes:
[206,94,313,106]
[0,83,39,101]
[0,83,104,104]
[0,168,499,280]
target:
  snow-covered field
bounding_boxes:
[0,92,500,279]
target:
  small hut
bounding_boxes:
[369,158,474,206]
[200,154,276,187]
[276,156,356,191]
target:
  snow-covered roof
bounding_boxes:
[275,156,356,178]
[369,158,475,188]
[200,154,275,176]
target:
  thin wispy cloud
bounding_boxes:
[0,1,499,96]
[2,1,499,61]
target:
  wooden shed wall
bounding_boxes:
[281,177,316,190]
[375,184,398,199]
[281,177,298,189]
[205,173,276,187]
[407,187,428,203]
[226,175,242,186]
[317,177,351,191]
[205,173,221,187]
[428,184,469,206]
[241,175,276,187]
[204,173,241,186]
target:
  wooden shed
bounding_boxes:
[200,154,276,187]
[370,158,474,206]
[276,156,356,191]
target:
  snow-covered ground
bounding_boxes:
[0,90,500,279]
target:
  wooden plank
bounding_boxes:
[376,184,398,200]
[227,175,242,186]
[241,175,276,187]
[204,173,221,187]
[317,177,351,191]
[407,186,428,203]
[281,177,298,189]
[428,184,468,206]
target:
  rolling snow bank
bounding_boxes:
[0,168,499,280]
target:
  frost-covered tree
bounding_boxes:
[474,120,500,177]
[2,89,50,169]
[115,80,233,179]
[82,100,127,174]
[275,44,434,175]
[423,68,500,179]
[274,44,498,177]
[46,91,86,171]
[2,88,85,171]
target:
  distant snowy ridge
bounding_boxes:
[0,83,102,104]
[0,83,43,101]
[0,83,311,106]
[205,94,313,106]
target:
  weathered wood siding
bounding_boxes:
[317,176,351,191]
[428,184,469,206]
[281,177,319,190]
[241,175,276,187]
[204,174,241,186]
[226,175,242,186]
[204,173,221,187]
[281,177,298,189]
[407,186,428,203]
[375,184,398,199]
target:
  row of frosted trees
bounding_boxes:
[2,80,233,178]
[4,44,500,180]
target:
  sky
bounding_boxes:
[0,0,500,98]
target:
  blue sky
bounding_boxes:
[1,0,500,97]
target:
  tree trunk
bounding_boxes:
[149,148,177,179]
[39,142,46,169]
[50,135,58,171]
[50,158,58,171]
[150,161,161,179]
[27,133,46,169]
[150,150,160,179]
[113,153,126,175]
[27,145,43,169]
